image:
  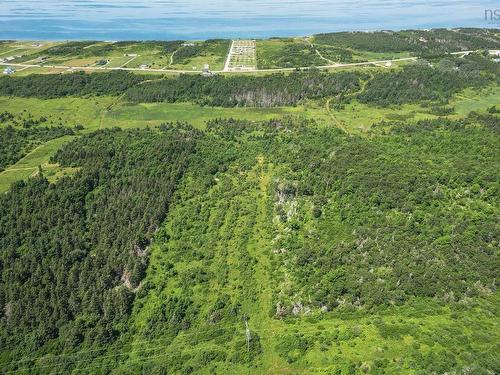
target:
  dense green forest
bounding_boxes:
[0,29,499,374]
[0,69,362,107]
[0,128,197,371]
[0,71,146,99]
[268,114,499,310]
[125,70,361,106]
[358,54,500,106]
[0,113,498,373]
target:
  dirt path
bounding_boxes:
[169,49,178,66]
[314,48,334,64]
[98,75,168,129]
[0,143,46,176]
[304,37,334,65]
[0,167,36,174]
[325,98,348,133]
[120,55,138,68]
[223,40,235,72]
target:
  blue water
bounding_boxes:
[1,0,499,40]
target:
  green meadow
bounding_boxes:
[0,135,75,193]
[1,81,499,192]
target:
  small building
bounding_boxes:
[95,59,109,66]
[202,63,214,76]
[494,58,500,63]
[139,64,150,69]
[182,42,195,47]
[3,67,15,75]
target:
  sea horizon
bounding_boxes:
[1,0,499,41]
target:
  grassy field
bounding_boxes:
[0,95,320,131]
[0,96,113,131]
[1,81,499,192]
[0,135,75,193]
[105,101,312,129]
[326,84,500,134]
[349,49,411,62]
[0,41,60,59]
[1,40,231,72]
[0,96,316,191]
[169,40,231,71]
[452,85,500,116]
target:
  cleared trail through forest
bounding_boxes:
[246,157,289,373]
[325,97,348,133]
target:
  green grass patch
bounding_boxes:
[0,96,112,131]
[105,102,312,129]
[0,135,75,193]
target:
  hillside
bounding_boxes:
[0,29,499,374]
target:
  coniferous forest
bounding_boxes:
[0,30,499,374]
[1,114,498,373]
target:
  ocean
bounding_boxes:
[0,0,499,41]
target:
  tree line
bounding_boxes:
[314,28,500,56]
[0,69,362,107]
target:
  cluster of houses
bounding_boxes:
[226,40,256,71]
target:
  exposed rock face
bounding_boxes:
[133,244,148,259]
[275,302,288,318]
[292,302,303,315]
[4,302,11,319]
[121,269,133,290]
